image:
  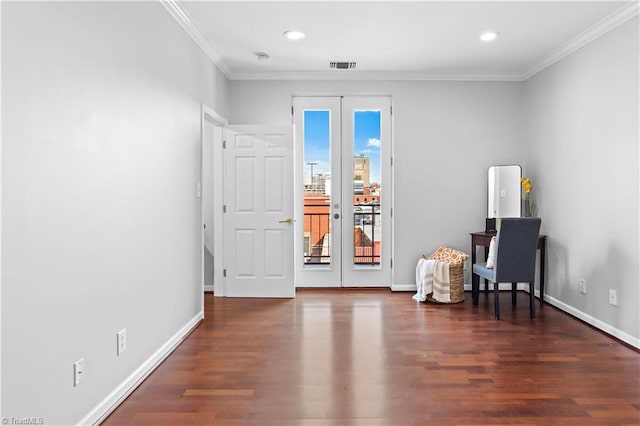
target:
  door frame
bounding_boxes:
[201,104,227,300]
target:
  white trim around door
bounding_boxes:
[201,105,227,297]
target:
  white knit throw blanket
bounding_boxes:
[413,258,451,303]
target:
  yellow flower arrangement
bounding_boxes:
[521,177,534,217]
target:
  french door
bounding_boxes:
[293,96,392,287]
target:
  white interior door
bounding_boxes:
[223,125,295,297]
[294,96,392,288]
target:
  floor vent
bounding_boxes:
[329,61,357,70]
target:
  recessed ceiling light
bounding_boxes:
[283,30,305,40]
[480,31,499,42]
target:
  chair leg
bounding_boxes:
[493,281,500,320]
[511,282,517,305]
[472,273,479,305]
[529,282,536,319]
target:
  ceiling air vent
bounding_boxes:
[329,61,357,70]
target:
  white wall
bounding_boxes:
[1,2,229,424]
[524,17,639,343]
[230,80,524,287]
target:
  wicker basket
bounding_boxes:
[424,259,465,304]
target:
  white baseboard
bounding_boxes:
[204,284,214,292]
[78,312,204,425]
[391,283,417,292]
[392,282,639,350]
[538,293,640,349]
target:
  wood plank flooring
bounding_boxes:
[103,289,640,425]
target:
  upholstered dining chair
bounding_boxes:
[472,217,542,320]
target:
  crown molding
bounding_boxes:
[160,0,231,79]
[229,71,525,82]
[522,1,639,80]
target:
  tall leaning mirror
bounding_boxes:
[488,165,521,219]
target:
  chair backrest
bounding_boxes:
[494,218,542,283]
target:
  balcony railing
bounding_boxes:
[304,203,332,264]
[304,203,380,266]
[353,203,381,266]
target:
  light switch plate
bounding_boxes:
[74,358,85,386]
[117,328,127,356]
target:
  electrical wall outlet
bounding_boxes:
[579,279,587,295]
[117,328,127,356]
[609,289,617,306]
[74,358,85,386]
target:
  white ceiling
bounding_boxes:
[173,1,638,80]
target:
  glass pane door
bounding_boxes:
[342,97,391,287]
[294,96,392,288]
[293,97,342,287]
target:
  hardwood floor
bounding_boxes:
[103,289,640,425]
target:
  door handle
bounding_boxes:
[279,218,293,224]
[333,213,340,219]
